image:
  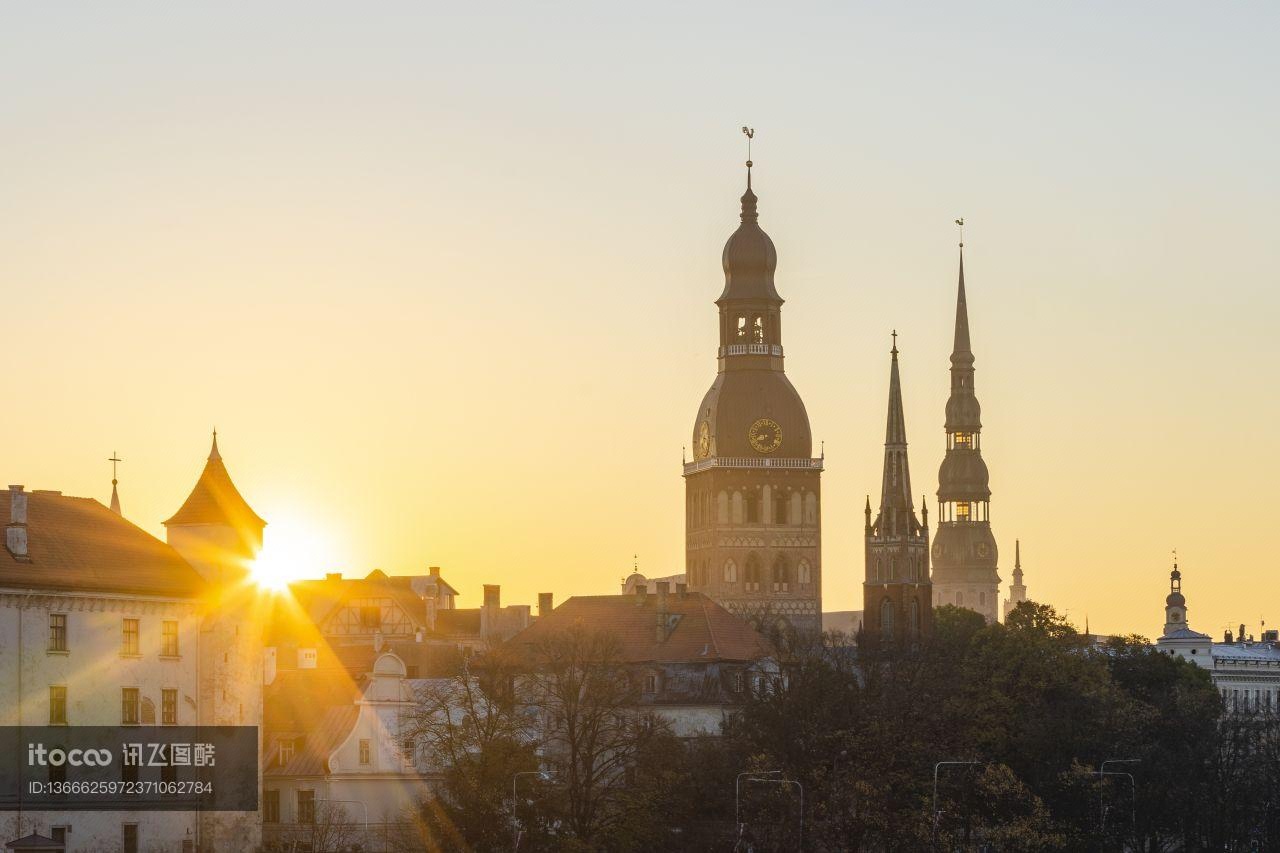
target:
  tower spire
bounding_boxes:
[209,428,221,461]
[108,451,122,515]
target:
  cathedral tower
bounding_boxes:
[683,158,823,634]
[863,336,931,642]
[931,245,1001,621]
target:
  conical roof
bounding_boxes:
[163,433,265,530]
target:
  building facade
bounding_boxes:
[1156,562,1280,712]
[863,339,932,642]
[931,247,1001,622]
[683,164,823,634]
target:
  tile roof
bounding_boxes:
[163,436,265,530]
[1,490,204,598]
[264,704,360,777]
[510,592,773,663]
[287,569,429,632]
[434,608,481,636]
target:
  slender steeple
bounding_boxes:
[864,336,931,642]
[1003,539,1027,621]
[108,451,122,515]
[933,223,1000,623]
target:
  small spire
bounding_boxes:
[922,495,929,524]
[209,429,222,462]
[952,237,972,359]
[1015,539,1021,570]
[108,451,122,515]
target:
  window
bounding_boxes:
[954,432,972,448]
[772,558,790,592]
[359,739,371,765]
[162,689,177,725]
[50,828,67,845]
[264,789,280,823]
[49,686,67,724]
[121,688,140,724]
[644,674,658,693]
[359,606,381,629]
[955,502,971,522]
[909,599,921,637]
[162,621,179,657]
[732,671,745,693]
[122,619,140,655]
[723,559,738,584]
[745,494,759,524]
[122,823,138,853]
[278,739,295,767]
[881,599,895,640]
[797,560,812,586]
[402,737,416,765]
[298,790,315,824]
[744,557,761,592]
[773,495,788,524]
[48,613,67,651]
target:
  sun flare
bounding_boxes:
[249,513,331,591]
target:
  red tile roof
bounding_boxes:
[0,490,204,598]
[163,436,265,530]
[511,592,773,663]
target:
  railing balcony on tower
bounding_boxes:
[683,456,824,476]
[720,344,784,357]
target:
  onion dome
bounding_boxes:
[717,173,781,304]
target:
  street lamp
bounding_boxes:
[931,760,981,843]
[512,769,557,852]
[1098,759,1140,834]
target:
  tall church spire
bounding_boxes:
[864,336,931,643]
[933,226,1000,623]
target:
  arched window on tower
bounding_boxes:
[723,559,738,584]
[881,599,895,641]
[772,556,790,592]
[750,316,764,343]
[717,491,729,524]
[804,493,818,525]
[790,492,802,525]
[745,555,761,592]
[908,598,920,637]
[731,492,744,525]
[797,559,812,587]
[774,491,788,525]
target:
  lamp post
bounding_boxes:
[1098,759,1140,834]
[512,770,557,852]
[931,760,981,843]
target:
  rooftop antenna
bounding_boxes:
[955,217,965,248]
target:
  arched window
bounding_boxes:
[745,555,762,592]
[909,599,920,637]
[772,556,790,592]
[723,559,738,584]
[731,492,744,525]
[880,599,894,640]
[804,493,818,525]
[889,557,897,580]
[717,491,729,524]
[790,493,802,525]
[774,491,788,524]
[797,559,811,586]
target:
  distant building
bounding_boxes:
[863,337,932,642]
[931,245,1001,622]
[1002,540,1028,620]
[510,582,778,737]
[1155,561,1280,712]
[682,161,823,634]
[1,433,265,853]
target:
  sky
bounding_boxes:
[2,2,1277,638]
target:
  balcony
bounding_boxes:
[721,344,783,357]
[683,456,824,475]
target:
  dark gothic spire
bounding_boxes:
[952,249,973,364]
[878,335,917,533]
[944,245,982,433]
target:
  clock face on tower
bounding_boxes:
[748,418,783,454]
[696,421,711,459]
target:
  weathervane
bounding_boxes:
[955,217,965,248]
[741,126,755,186]
[108,451,122,485]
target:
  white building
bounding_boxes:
[1155,561,1280,712]
[2,435,267,853]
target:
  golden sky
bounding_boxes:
[2,3,1278,638]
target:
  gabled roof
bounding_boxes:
[163,434,265,530]
[287,569,429,633]
[0,490,203,598]
[5,833,65,851]
[511,592,773,664]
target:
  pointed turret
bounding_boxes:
[864,336,931,643]
[164,431,265,572]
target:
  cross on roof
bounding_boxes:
[108,451,122,483]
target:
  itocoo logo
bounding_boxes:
[27,743,113,767]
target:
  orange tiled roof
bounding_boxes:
[511,592,773,664]
[163,437,265,529]
[1,490,204,598]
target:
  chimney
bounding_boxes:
[484,584,501,609]
[675,582,687,599]
[325,572,342,582]
[538,593,554,618]
[655,581,671,643]
[6,485,29,560]
[481,584,501,639]
[429,566,441,578]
